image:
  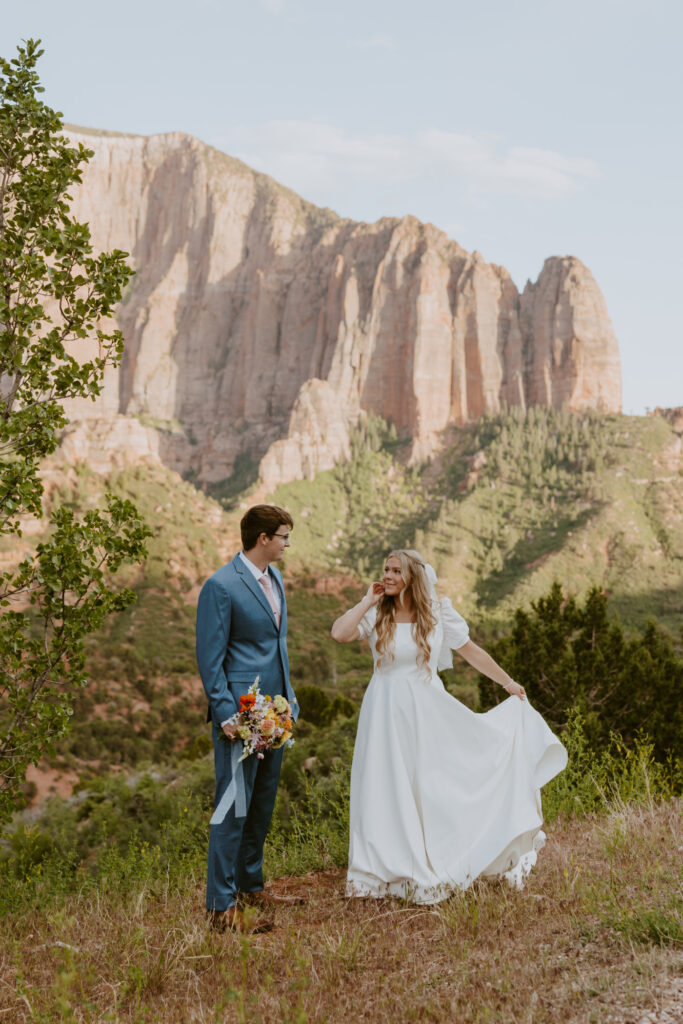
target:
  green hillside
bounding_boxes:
[270,408,683,632]
[7,409,681,800]
[2,412,681,1024]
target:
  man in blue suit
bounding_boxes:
[196,504,299,932]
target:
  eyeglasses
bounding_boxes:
[272,531,290,540]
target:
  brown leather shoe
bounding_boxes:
[240,889,305,908]
[208,906,274,934]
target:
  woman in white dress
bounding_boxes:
[331,549,567,904]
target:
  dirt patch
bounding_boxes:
[25,763,80,806]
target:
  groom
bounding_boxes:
[196,503,299,932]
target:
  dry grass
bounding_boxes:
[2,800,680,1023]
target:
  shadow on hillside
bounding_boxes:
[609,586,683,633]
[475,506,600,607]
[338,475,447,574]
[205,453,260,510]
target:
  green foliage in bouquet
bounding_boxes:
[0,41,150,823]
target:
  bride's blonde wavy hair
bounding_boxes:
[375,549,438,670]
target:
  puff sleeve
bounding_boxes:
[357,604,377,640]
[436,597,470,671]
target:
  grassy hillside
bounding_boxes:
[3,413,681,1020]
[270,409,683,632]
[2,752,680,1022]
[7,409,682,802]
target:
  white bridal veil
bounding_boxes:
[423,562,458,672]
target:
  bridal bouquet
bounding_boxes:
[225,677,295,761]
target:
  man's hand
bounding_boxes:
[222,722,240,741]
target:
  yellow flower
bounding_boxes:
[273,695,288,714]
[238,725,251,740]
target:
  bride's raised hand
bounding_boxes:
[365,581,385,605]
[504,680,526,701]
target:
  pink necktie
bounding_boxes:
[259,573,280,627]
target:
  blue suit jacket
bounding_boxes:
[196,554,298,727]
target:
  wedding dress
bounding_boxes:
[346,598,568,903]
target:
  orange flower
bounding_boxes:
[239,694,256,710]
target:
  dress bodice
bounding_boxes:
[358,598,469,680]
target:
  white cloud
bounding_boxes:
[212,120,599,204]
[497,147,599,194]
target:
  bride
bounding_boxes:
[331,549,567,903]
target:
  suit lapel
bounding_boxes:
[233,554,279,627]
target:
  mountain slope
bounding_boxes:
[11,408,679,803]
[269,409,682,632]
[60,126,621,488]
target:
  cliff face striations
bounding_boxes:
[62,128,622,488]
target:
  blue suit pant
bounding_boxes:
[206,723,284,911]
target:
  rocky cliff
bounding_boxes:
[62,127,622,488]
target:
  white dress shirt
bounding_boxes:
[238,551,282,616]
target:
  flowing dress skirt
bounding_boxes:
[347,619,567,903]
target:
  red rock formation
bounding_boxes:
[61,127,622,487]
[520,257,622,412]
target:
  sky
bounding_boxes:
[3,0,681,414]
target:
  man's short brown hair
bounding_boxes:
[240,504,293,551]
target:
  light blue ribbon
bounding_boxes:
[209,740,248,825]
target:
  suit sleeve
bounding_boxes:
[196,577,238,725]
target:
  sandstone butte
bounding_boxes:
[59,127,622,490]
